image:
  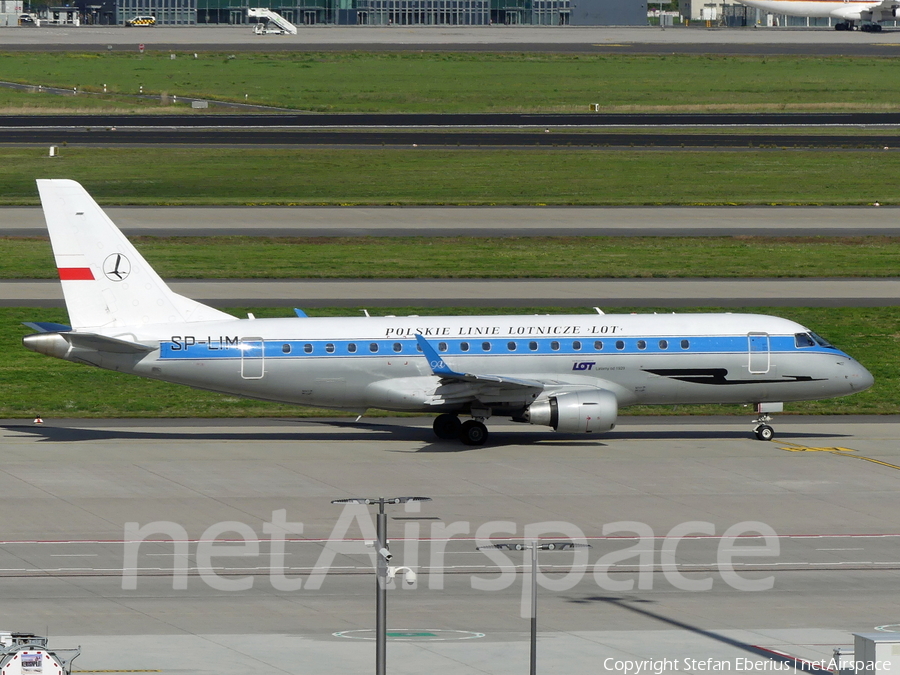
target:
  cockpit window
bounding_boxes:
[796,332,836,349]
[794,333,816,348]
[810,332,835,348]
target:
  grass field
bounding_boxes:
[5,235,900,279]
[3,306,894,418]
[2,147,899,205]
[5,52,900,113]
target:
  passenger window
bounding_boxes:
[482,342,491,352]
[304,343,313,354]
[508,341,517,351]
[460,342,469,352]
[393,342,402,352]
[529,341,538,351]
[681,339,690,350]
[637,340,646,350]
[439,342,448,352]
[282,343,291,354]
[594,341,603,350]
[369,343,379,353]
[348,343,357,353]
[573,340,582,351]
[615,340,625,350]
[795,333,816,348]
[659,340,668,350]
[325,343,335,353]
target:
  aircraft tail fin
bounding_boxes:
[37,179,233,331]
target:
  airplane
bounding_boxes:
[22,179,874,445]
[736,0,899,31]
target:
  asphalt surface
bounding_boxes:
[6,278,898,308]
[5,112,900,126]
[5,205,894,307]
[7,127,900,147]
[0,415,899,674]
[7,25,900,56]
[4,205,898,237]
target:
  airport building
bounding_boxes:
[78,0,644,25]
[0,0,23,25]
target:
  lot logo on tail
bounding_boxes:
[103,253,131,281]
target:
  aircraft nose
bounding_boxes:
[848,360,875,393]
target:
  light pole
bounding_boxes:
[332,496,431,675]
[477,541,590,675]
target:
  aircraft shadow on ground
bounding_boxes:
[1,420,850,446]
[566,595,831,675]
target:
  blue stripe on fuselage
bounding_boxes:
[158,335,845,361]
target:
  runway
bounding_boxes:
[9,127,900,147]
[5,278,898,307]
[6,25,900,56]
[1,415,899,674]
[5,112,900,126]
[3,205,898,237]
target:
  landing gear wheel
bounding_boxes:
[433,414,462,440]
[460,420,489,446]
[754,424,774,441]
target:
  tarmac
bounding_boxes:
[4,25,900,52]
[5,206,895,307]
[4,205,900,237]
[4,277,899,308]
[1,415,900,674]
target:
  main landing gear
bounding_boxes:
[432,413,489,446]
[835,21,883,31]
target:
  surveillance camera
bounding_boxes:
[403,569,417,585]
[379,547,393,561]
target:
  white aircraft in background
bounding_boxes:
[738,0,899,30]
[23,180,873,445]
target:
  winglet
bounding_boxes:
[415,334,463,378]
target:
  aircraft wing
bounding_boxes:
[415,334,545,390]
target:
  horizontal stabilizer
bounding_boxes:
[66,332,155,354]
[23,331,155,360]
[22,321,72,333]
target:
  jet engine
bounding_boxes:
[523,389,617,433]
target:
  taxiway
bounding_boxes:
[0,416,899,674]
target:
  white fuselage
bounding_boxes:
[738,0,888,21]
[53,311,871,415]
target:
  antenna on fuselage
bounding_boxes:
[593,307,604,315]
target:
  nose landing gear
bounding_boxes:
[751,402,782,441]
[753,418,775,441]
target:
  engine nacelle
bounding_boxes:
[523,389,617,433]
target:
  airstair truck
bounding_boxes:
[248,8,297,34]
